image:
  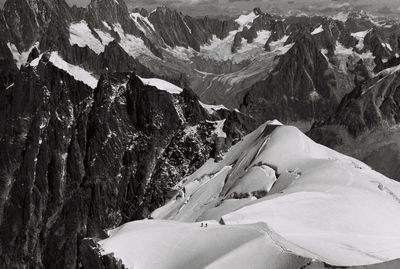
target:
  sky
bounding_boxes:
[1,0,400,17]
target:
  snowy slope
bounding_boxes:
[48,52,99,88]
[139,77,183,94]
[69,21,106,54]
[235,11,258,30]
[100,220,313,269]
[199,101,228,115]
[7,42,39,68]
[99,122,400,268]
[351,29,370,50]
[113,23,153,58]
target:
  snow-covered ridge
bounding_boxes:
[99,122,400,268]
[138,77,183,94]
[199,101,228,115]
[45,52,99,89]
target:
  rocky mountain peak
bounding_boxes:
[253,7,263,16]
[87,0,129,24]
[132,7,149,17]
[363,27,393,62]
[2,0,71,49]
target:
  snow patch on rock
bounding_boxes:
[113,23,153,58]
[351,29,370,50]
[235,11,258,30]
[332,12,349,22]
[94,29,114,46]
[208,119,227,138]
[7,42,39,69]
[199,101,228,115]
[69,20,105,54]
[311,25,323,35]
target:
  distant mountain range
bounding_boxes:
[2,0,400,17]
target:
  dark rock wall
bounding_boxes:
[0,59,250,268]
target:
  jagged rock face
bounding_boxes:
[0,3,384,123]
[313,71,400,138]
[284,15,323,34]
[264,20,287,50]
[86,0,163,57]
[0,56,252,268]
[149,7,203,51]
[148,7,237,52]
[96,41,154,76]
[364,28,392,63]
[311,19,357,55]
[86,0,138,34]
[195,16,238,40]
[0,58,94,269]
[232,9,278,52]
[388,27,400,53]
[132,7,148,18]
[87,0,128,23]
[0,40,18,85]
[240,33,339,126]
[36,16,154,78]
[250,11,275,32]
[2,0,72,50]
[308,69,400,180]
[345,12,375,32]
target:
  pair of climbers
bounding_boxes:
[200,222,208,228]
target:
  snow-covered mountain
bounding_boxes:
[1,0,400,268]
[97,122,400,269]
